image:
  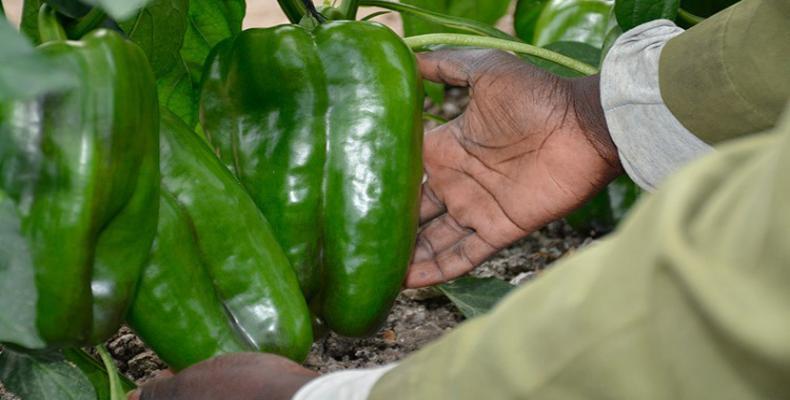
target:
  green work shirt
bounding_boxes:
[370,0,790,398]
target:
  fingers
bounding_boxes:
[417,49,518,87]
[134,353,317,400]
[138,376,179,400]
[406,233,497,288]
[419,182,445,223]
[413,214,473,262]
[419,120,459,223]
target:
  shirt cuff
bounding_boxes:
[600,19,713,191]
[292,364,398,400]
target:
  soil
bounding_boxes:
[104,221,589,385]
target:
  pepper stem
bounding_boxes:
[38,4,68,42]
[404,34,599,76]
[65,7,107,39]
[302,0,325,21]
[277,0,309,23]
[337,0,360,19]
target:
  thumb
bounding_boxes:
[416,49,518,87]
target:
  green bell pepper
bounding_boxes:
[129,110,312,366]
[127,189,252,370]
[0,20,159,346]
[200,21,423,337]
[515,0,614,47]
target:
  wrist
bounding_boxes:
[569,74,622,173]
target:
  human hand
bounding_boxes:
[407,49,621,288]
[128,353,317,400]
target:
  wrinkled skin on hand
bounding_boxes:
[408,49,621,288]
[128,353,317,400]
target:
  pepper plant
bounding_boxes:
[0,0,733,398]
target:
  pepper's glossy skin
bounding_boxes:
[0,29,159,347]
[155,110,312,361]
[515,0,613,47]
[200,21,423,337]
[128,189,253,370]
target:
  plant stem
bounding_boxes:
[359,0,514,40]
[405,34,599,76]
[338,0,360,19]
[677,8,704,25]
[65,7,106,39]
[277,0,308,23]
[0,1,6,18]
[38,4,68,42]
[302,0,325,22]
[97,345,126,400]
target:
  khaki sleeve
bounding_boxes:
[659,0,790,144]
[369,105,790,399]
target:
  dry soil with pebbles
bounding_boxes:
[103,220,588,385]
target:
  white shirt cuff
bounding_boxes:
[292,364,398,400]
[601,19,713,191]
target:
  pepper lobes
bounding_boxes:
[200,21,423,337]
[0,29,159,347]
[128,110,313,367]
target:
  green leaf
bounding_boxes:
[515,0,613,47]
[513,0,548,43]
[607,175,640,221]
[0,348,96,400]
[158,57,198,126]
[181,0,245,86]
[679,0,736,17]
[438,277,515,319]
[524,41,601,77]
[566,189,615,234]
[614,0,679,30]
[566,175,641,234]
[156,0,243,126]
[116,0,196,124]
[400,0,512,36]
[81,0,153,20]
[0,17,76,101]
[600,8,622,61]
[0,195,44,349]
[118,0,189,77]
[361,0,516,40]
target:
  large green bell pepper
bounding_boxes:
[200,21,423,337]
[0,27,159,346]
[128,110,312,366]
